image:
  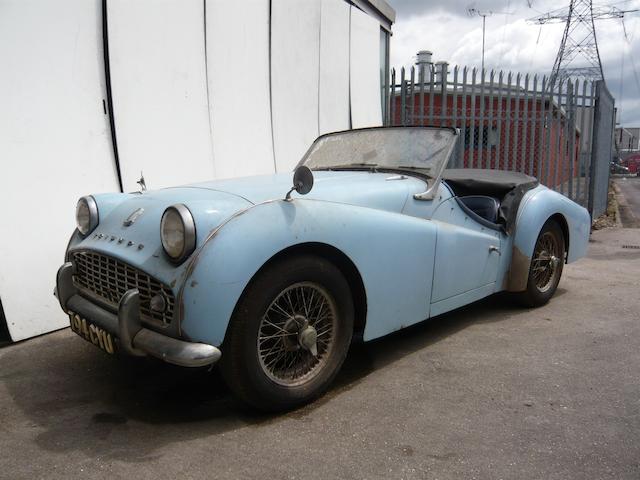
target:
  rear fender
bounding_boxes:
[507,186,590,291]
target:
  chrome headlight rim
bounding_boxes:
[160,204,196,264]
[76,195,99,236]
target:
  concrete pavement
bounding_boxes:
[615,176,640,228]
[1,226,640,480]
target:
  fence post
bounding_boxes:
[512,73,522,172]
[459,67,469,168]
[428,65,435,125]
[588,80,615,218]
[496,71,505,170]
[528,75,538,177]
[487,70,495,169]
[478,69,486,168]
[576,80,589,206]
[502,72,513,170]
[520,74,530,175]
[389,68,396,126]
[419,63,425,126]
[409,66,415,124]
[439,62,448,128]
[400,67,406,126]
[469,68,478,168]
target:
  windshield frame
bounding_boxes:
[296,126,460,200]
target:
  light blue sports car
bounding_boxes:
[55,126,591,410]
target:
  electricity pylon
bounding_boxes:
[527,0,638,86]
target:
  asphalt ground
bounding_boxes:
[615,176,640,228]
[1,229,639,479]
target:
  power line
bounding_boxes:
[527,0,639,84]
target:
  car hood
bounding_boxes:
[67,171,425,286]
[67,188,253,286]
[184,170,426,213]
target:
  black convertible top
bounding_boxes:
[442,169,539,234]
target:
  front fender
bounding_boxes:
[507,186,591,291]
[179,199,438,346]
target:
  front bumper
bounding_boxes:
[55,262,221,367]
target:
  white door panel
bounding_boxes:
[349,7,382,128]
[206,0,275,178]
[0,0,119,341]
[271,0,321,172]
[319,0,350,135]
[107,0,214,191]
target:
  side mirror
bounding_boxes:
[285,166,314,201]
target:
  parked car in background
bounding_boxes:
[55,126,591,411]
[611,161,631,174]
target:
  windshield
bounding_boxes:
[299,127,457,178]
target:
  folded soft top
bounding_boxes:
[442,169,539,234]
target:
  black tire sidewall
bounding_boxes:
[221,254,354,411]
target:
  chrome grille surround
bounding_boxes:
[71,250,175,326]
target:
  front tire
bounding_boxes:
[220,254,354,411]
[517,219,565,307]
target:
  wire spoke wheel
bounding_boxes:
[221,255,353,411]
[257,282,337,387]
[531,231,561,293]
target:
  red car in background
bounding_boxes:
[623,155,640,175]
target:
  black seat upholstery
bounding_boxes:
[458,195,500,224]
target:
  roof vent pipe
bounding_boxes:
[416,50,433,66]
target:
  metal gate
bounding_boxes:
[386,62,614,218]
[588,82,615,217]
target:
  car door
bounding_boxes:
[429,197,502,307]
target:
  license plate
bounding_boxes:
[68,312,116,354]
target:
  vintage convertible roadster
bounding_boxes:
[55,127,591,410]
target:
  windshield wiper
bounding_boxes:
[319,162,379,172]
[395,165,432,178]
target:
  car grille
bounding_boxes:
[71,250,175,325]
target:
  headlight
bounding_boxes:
[76,196,98,235]
[160,204,196,263]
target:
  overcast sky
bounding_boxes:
[387,0,640,125]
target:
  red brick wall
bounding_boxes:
[390,93,580,186]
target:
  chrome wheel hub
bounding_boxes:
[299,325,318,357]
[257,282,337,387]
[532,232,561,293]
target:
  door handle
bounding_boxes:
[489,245,501,255]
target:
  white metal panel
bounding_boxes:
[350,6,383,128]
[319,0,351,135]
[206,0,274,178]
[0,0,120,341]
[271,0,322,172]
[107,0,214,191]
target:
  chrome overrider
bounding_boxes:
[55,261,221,367]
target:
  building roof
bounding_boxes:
[352,0,396,30]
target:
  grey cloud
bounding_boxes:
[388,0,519,18]
[390,0,640,125]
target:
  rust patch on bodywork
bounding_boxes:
[506,246,531,292]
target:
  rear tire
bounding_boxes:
[516,220,565,307]
[220,254,354,411]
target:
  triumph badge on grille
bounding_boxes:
[123,208,144,227]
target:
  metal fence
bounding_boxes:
[386,63,615,218]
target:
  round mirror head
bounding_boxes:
[293,165,314,195]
